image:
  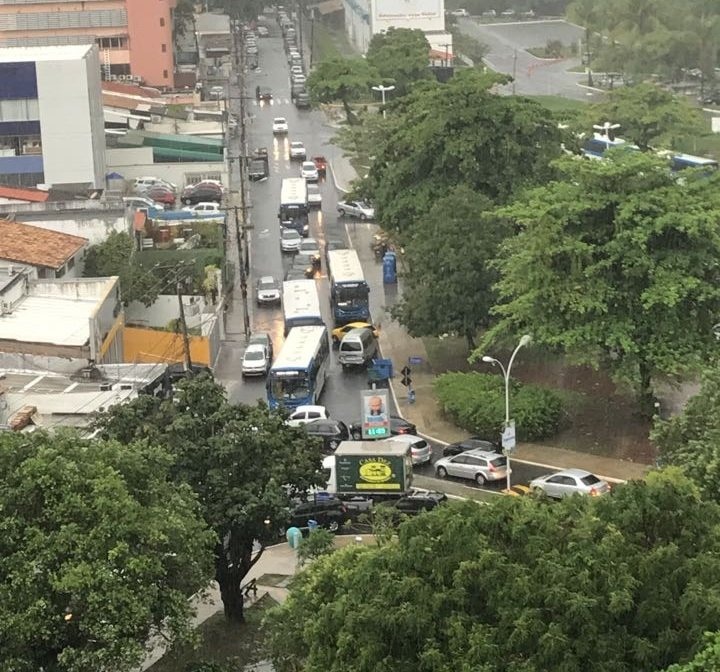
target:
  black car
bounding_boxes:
[376,491,447,522]
[287,497,350,532]
[304,418,350,452]
[255,86,273,101]
[442,437,500,457]
[181,182,223,205]
[350,415,416,439]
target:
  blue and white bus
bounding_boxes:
[282,279,324,335]
[581,133,640,160]
[668,153,718,173]
[327,249,370,324]
[266,325,330,409]
[279,177,309,237]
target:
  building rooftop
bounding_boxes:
[0,44,93,63]
[0,277,118,348]
[0,219,88,270]
[0,186,50,203]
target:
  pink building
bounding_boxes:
[0,0,177,88]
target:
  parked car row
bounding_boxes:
[128,176,225,209]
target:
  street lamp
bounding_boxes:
[481,334,532,492]
[371,84,395,118]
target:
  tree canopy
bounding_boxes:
[392,186,505,348]
[266,471,720,672]
[366,28,432,97]
[0,430,214,672]
[364,69,565,233]
[94,375,324,622]
[307,58,379,123]
[485,152,720,414]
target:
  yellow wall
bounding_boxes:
[123,326,211,366]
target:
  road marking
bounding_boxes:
[22,375,44,391]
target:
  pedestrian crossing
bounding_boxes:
[251,98,294,107]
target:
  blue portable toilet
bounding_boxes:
[383,251,397,284]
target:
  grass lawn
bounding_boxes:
[526,94,588,113]
[148,595,277,672]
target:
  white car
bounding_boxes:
[291,74,307,86]
[241,343,269,377]
[337,200,375,220]
[280,227,302,253]
[389,434,432,466]
[286,405,329,427]
[290,65,304,76]
[450,8,469,16]
[209,85,225,99]
[123,196,163,211]
[273,117,289,134]
[256,275,281,305]
[182,202,221,213]
[289,141,306,160]
[307,183,322,207]
[300,161,319,181]
[529,469,611,499]
[133,176,176,194]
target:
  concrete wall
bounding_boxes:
[17,213,130,246]
[0,351,90,375]
[126,294,209,330]
[370,0,445,33]
[87,277,122,361]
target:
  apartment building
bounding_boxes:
[0,0,177,88]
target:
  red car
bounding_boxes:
[312,156,327,178]
[145,186,176,206]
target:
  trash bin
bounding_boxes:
[383,251,397,284]
[307,519,319,533]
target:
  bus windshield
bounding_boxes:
[269,374,310,401]
[336,284,369,305]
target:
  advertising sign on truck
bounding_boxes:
[332,440,413,494]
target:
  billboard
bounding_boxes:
[360,389,390,439]
[371,0,445,31]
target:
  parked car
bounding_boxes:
[182,201,221,213]
[272,117,289,134]
[338,200,374,220]
[376,490,448,520]
[304,418,350,452]
[434,449,508,486]
[450,8,469,16]
[181,182,223,205]
[123,196,163,210]
[286,405,329,427]
[145,185,177,206]
[256,275,281,305]
[256,25,270,36]
[133,176,176,194]
[241,343,270,377]
[529,469,611,499]
[443,437,500,457]
[294,91,311,109]
[248,332,274,362]
[300,160,319,181]
[389,434,432,466]
[289,141,306,160]
[291,74,307,87]
[286,497,350,533]
[280,227,302,253]
[290,65,304,76]
[255,86,273,101]
[331,322,379,344]
[307,183,322,207]
[299,237,321,267]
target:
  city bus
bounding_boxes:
[279,177,309,236]
[669,153,718,173]
[327,249,370,324]
[282,279,323,335]
[266,325,330,409]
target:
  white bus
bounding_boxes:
[266,325,330,409]
[282,279,323,334]
[327,249,370,324]
[279,177,309,236]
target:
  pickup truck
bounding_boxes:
[248,147,269,181]
[312,155,327,178]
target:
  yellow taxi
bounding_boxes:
[331,322,380,344]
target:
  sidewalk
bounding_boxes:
[329,154,650,484]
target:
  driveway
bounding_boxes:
[457,18,597,101]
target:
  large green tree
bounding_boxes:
[266,471,720,672]
[366,28,432,97]
[0,431,214,672]
[94,375,324,623]
[486,152,720,415]
[585,82,705,150]
[307,58,379,124]
[364,69,565,233]
[393,186,506,348]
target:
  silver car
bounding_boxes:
[280,227,302,253]
[241,343,269,377]
[256,275,281,305]
[389,435,432,466]
[434,449,507,486]
[530,469,611,499]
[337,200,375,220]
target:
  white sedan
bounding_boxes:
[337,200,375,220]
[530,469,611,499]
[286,405,329,427]
[300,160,319,181]
[182,202,220,213]
[289,141,306,160]
[280,227,302,253]
[307,183,322,207]
[272,117,289,134]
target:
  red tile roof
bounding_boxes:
[0,185,50,203]
[0,219,88,269]
[102,81,163,98]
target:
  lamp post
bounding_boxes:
[371,84,395,118]
[481,334,532,492]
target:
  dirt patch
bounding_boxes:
[256,573,292,588]
[423,336,655,464]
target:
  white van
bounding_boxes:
[338,327,378,369]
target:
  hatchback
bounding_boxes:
[300,161,319,181]
[286,405,329,427]
[181,182,223,205]
[241,344,269,377]
[145,186,176,206]
[289,141,306,160]
[434,449,508,486]
[529,469,611,499]
[248,332,274,362]
[389,434,432,466]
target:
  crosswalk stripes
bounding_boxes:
[252,98,292,106]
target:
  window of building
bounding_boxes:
[160,17,165,26]
[97,37,127,49]
[0,99,39,123]
[55,265,66,279]
[161,44,167,52]
[163,69,168,79]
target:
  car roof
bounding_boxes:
[291,140,304,146]
[293,405,326,414]
[388,435,426,445]
[344,327,372,338]
[302,160,315,166]
[274,117,287,122]
[245,343,266,354]
[554,468,596,478]
[258,275,276,283]
[249,332,271,342]
[461,448,503,458]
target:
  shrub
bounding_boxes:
[434,372,563,441]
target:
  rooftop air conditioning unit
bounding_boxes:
[132,75,141,83]
[109,74,118,81]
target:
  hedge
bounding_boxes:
[434,372,563,442]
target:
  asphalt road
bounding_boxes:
[216,25,557,493]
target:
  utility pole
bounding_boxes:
[176,280,193,373]
[309,14,315,67]
[233,205,251,339]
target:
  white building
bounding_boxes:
[343,0,452,57]
[0,44,106,189]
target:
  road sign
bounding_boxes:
[401,375,412,387]
[408,356,423,365]
[401,366,411,376]
[502,420,516,453]
[360,389,390,439]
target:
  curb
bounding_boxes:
[328,160,350,194]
